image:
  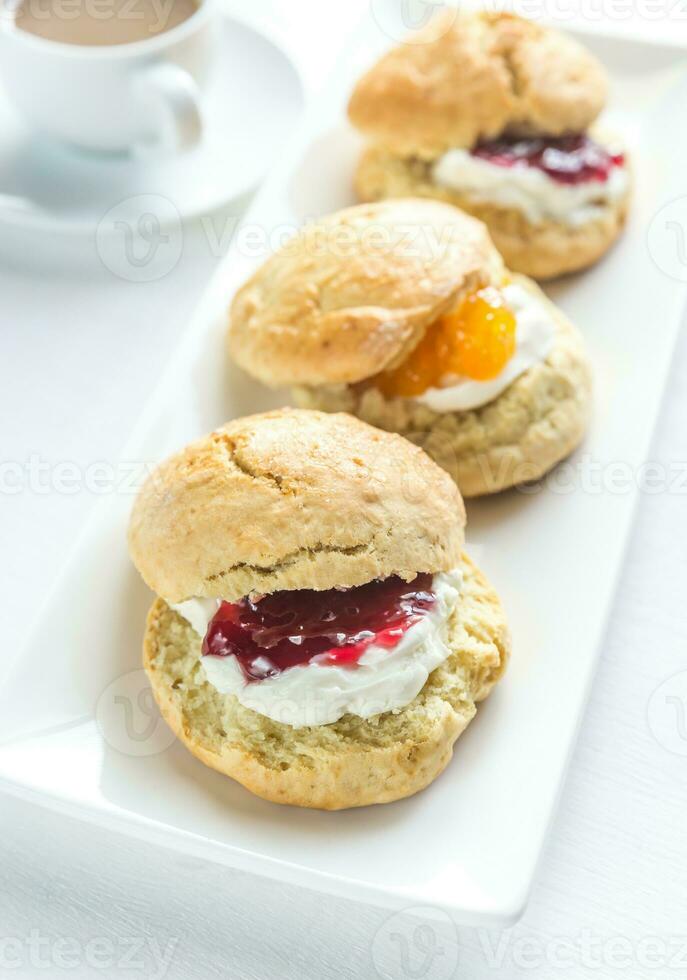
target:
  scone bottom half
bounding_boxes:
[129,409,510,809]
[294,275,593,498]
[348,10,630,278]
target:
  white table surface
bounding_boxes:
[2,3,687,978]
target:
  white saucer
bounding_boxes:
[0,17,304,235]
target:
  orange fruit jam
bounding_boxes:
[375,287,517,398]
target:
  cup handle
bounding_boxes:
[132,63,203,157]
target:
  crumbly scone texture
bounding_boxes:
[128,409,466,603]
[143,553,509,809]
[348,10,607,158]
[294,277,592,498]
[227,198,503,387]
[354,146,630,280]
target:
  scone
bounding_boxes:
[128,409,510,809]
[227,199,592,497]
[349,10,630,279]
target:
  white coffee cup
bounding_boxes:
[0,0,217,154]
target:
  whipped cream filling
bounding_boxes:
[170,569,462,729]
[413,282,555,413]
[171,596,220,638]
[432,146,629,227]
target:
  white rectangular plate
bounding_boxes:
[2,11,687,926]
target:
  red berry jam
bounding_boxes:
[202,575,436,682]
[471,134,624,185]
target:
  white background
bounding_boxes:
[2,2,687,978]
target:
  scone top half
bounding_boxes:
[349,10,608,157]
[129,408,465,602]
[228,201,592,497]
[128,408,475,732]
[229,198,503,389]
[348,11,630,278]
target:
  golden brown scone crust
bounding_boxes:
[348,11,607,158]
[294,277,592,498]
[355,146,630,280]
[228,199,503,388]
[143,553,509,810]
[128,409,465,603]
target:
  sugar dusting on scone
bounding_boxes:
[128,409,509,809]
[349,11,630,279]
